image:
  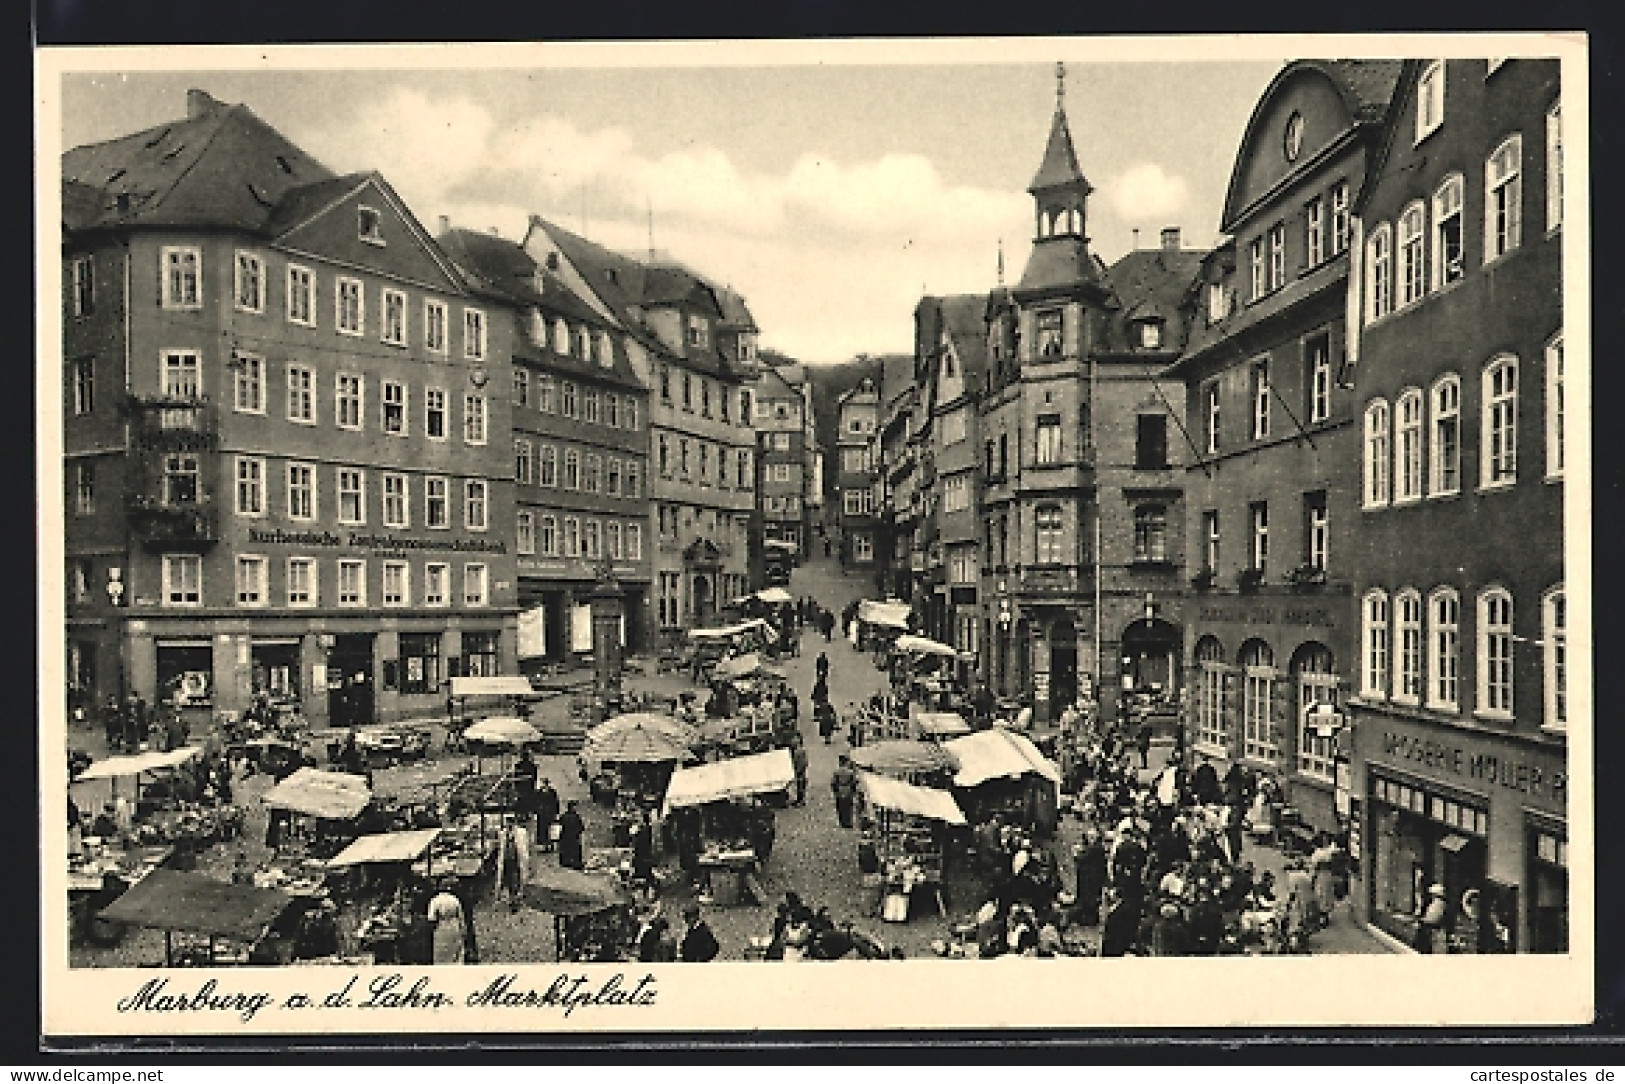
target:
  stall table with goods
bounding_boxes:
[943,728,1063,836]
[96,868,301,966]
[857,771,965,921]
[522,864,635,962]
[263,767,373,860]
[68,842,174,945]
[446,676,545,750]
[663,749,794,907]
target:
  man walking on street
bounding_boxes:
[790,739,808,806]
[831,756,858,828]
[557,800,585,870]
[679,904,721,961]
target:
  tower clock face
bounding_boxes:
[1284,112,1305,162]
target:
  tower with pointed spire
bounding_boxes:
[1028,62,1094,244]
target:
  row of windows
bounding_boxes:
[161,552,490,609]
[658,367,752,426]
[513,440,643,498]
[118,247,490,360]
[1244,181,1351,305]
[656,435,754,489]
[1365,106,1560,325]
[1198,493,1329,577]
[225,457,491,530]
[522,312,617,370]
[1362,339,1562,508]
[155,350,493,444]
[512,370,640,430]
[514,511,643,561]
[1360,585,1566,730]
[1200,335,1336,455]
[654,505,753,541]
[1192,639,1339,777]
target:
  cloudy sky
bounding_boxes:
[57,44,1284,364]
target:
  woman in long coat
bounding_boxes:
[426,884,466,964]
[1309,836,1342,927]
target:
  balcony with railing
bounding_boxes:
[126,492,218,547]
[126,393,220,452]
[1017,564,1086,598]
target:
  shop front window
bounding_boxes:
[1239,639,1279,764]
[400,632,442,694]
[1293,643,1337,780]
[462,631,500,677]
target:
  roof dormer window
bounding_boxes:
[1137,320,1164,350]
[358,206,385,246]
[1416,61,1445,144]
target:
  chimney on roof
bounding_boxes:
[489,226,501,237]
[1161,226,1181,251]
[186,89,220,120]
[438,215,451,236]
[1131,228,1140,250]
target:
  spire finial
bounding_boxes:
[996,238,1005,287]
[1055,60,1066,110]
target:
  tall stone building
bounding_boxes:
[523,221,760,635]
[1344,58,1568,954]
[978,72,1203,725]
[61,90,518,727]
[1167,60,1401,840]
[833,375,880,568]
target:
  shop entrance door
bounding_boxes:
[327,634,375,728]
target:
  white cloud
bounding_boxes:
[299,84,1031,362]
[1104,162,1191,221]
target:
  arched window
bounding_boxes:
[575,326,591,359]
[1485,133,1523,261]
[1544,587,1566,731]
[1432,174,1465,286]
[1239,639,1279,764]
[1481,354,1519,487]
[1427,587,1460,711]
[1394,588,1424,704]
[1430,375,1461,496]
[552,318,569,355]
[1396,389,1424,502]
[1364,399,1391,507]
[1293,643,1338,780]
[1133,505,1168,562]
[1362,590,1390,698]
[1365,223,1392,322]
[1195,636,1228,752]
[1398,201,1427,305]
[1477,587,1515,718]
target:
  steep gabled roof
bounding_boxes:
[936,293,990,382]
[715,286,758,332]
[439,227,611,328]
[532,216,650,313]
[1028,108,1092,194]
[1099,247,1207,354]
[62,90,333,234]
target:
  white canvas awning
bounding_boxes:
[858,600,911,629]
[914,711,972,738]
[463,716,542,746]
[265,768,372,820]
[325,828,442,868]
[663,748,795,813]
[76,746,204,781]
[857,772,966,825]
[896,634,957,658]
[450,675,538,699]
[754,586,793,604]
[945,729,1062,788]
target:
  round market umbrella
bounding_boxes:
[463,716,541,746]
[849,739,955,776]
[584,725,691,764]
[590,711,699,747]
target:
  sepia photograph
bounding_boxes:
[36,34,1592,1037]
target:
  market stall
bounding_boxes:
[96,868,300,966]
[856,599,911,656]
[944,728,1062,835]
[446,675,544,749]
[848,739,956,785]
[522,864,635,962]
[67,842,174,945]
[686,619,777,680]
[76,746,206,808]
[263,767,373,859]
[857,772,965,922]
[663,749,794,906]
[914,711,973,742]
[581,719,693,842]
